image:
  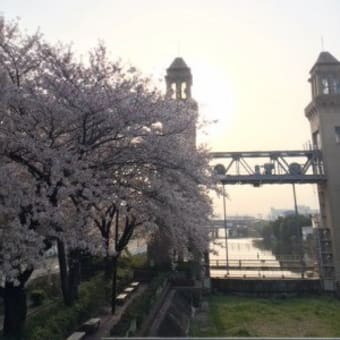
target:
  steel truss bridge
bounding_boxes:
[212,149,326,185]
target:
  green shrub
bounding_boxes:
[80,254,106,279]
[25,254,148,339]
[175,260,200,279]
[119,253,147,271]
[27,273,61,299]
[30,289,47,306]
[129,254,147,269]
[25,275,108,340]
[29,326,62,340]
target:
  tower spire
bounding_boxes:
[164,57,197,148]
[165,57,192,100]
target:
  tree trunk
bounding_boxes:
[111,256,118,314]
[147,231,172,268]
[104,236,112,280]
[104,255,113,280]
[57,239,72,306]
[2,284,27,339]
[68,251,81,301]
[203,250,210,277]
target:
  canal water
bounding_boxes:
[210,234,304,278]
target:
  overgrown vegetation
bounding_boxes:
[191,294,340,337]
[116,254,148,293]
[1,253,145,339]
[29,290,47,307]
[24,275,108,340]
[27,274,61,302]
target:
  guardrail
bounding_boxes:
[209,258,315,272]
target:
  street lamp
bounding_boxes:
[214,164,230,276]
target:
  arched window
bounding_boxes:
[313,130,321,148]
[335,126,340,144]
[171,83,176,99]
[181,82,187,99]
[321,78,329,94]
[335,80,340,94]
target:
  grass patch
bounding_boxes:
[191,294,340,337]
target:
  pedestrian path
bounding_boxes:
[84,283,147,340]
[191,299,215,335]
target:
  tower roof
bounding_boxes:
[167,57,189,70]
[310,51,340,72]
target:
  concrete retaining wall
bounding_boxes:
[212,278,321,295]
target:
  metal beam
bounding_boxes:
[218,174,326,185]
[211,150,322,158]
[212,149,326,185]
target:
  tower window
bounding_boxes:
[171,83,176,99]
[335,80,340,94]
[313,130,321,148]
[331,78,336,93]
[329,78,340,94]
[321,78,329,94]
[335,126,340,144]
[181,82,187,99]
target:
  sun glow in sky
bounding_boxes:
[3,0,340,217]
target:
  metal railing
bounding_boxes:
[209,258,317,279]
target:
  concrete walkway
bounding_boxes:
[192,300,212,334]
[84,284,147,340]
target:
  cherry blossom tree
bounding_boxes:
[0,18,103,334]
[0,17,215,336]
[0,161,45,337]
[37,41,215,313]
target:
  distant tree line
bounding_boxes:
[259,214,312,256]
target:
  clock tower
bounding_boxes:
[165,57,197,148]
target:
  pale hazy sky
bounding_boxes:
[3,0,340,217]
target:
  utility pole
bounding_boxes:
[222,184,229,276]
[292,184,304,278]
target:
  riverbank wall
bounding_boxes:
[212,278,321,295]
